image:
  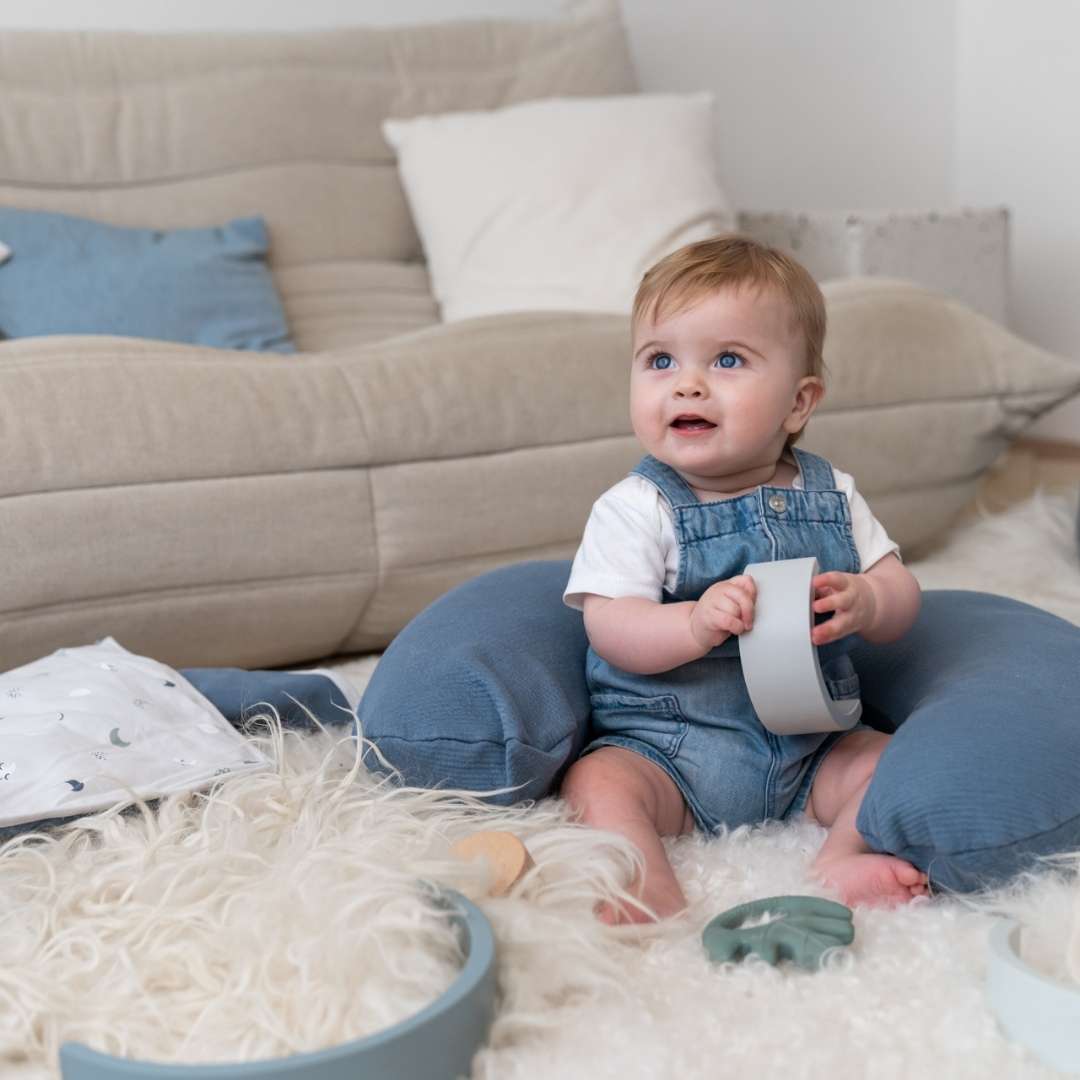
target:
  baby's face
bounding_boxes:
[629,285,820,487]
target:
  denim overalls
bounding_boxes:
[584,446,865,833]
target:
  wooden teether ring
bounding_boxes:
[451,830,534,897]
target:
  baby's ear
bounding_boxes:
[784,376,825,433]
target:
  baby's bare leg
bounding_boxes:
[561,746,694,924]
[807,730,929,907]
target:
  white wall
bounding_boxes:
[0,0,957,211]
[620,0,955,212]
[2,0,1076,440]
[954,0,1080,442]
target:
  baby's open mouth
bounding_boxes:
[671,415,717,430]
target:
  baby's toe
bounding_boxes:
[893,861,925,887]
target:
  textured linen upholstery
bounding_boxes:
[798,278,1080,546]
[358,561,1080,894]
[1,286,1078,670]
[0,3,635,352]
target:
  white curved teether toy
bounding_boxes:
[738,557,862,736]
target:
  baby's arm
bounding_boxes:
[811,553,921,646]
[583,575,757,675]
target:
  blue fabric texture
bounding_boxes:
[586,448,864,832]
[356,561,591,804]
[851,591,1080,893]
[358,560,1080,894]
[180,669,355,732]
[0,209,294,352]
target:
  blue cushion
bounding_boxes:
[180,668,356,732]
[852,591,1080,893]
[0,209,294,352]
[358,561,1080,893]
[358,561,590,804]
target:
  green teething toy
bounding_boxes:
[703,895,854,970]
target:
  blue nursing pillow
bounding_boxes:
[358,561,1080,894]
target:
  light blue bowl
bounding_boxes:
[987,917,1080,1074]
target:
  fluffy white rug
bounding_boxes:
[2,490,1078,1080]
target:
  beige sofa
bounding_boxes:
[2,2,1078,672]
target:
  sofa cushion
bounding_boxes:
[0,209,294,352]
[382,92,734,322]
[274,261,438,352]
[806,278,1080,554]
[1,282,1078,670]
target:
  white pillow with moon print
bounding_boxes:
[0,636,270,829]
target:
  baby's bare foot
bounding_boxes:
[815,853,929,908]
[594,869,688,925]
[595,895,659,926]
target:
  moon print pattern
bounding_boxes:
[0,636,271,830]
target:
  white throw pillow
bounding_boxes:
[0,637,270,829]
[383,93,734,322]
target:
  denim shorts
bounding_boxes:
[584,647,866,833]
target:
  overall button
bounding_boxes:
[768,493,787,513]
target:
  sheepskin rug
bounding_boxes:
[3,490,1079,1080]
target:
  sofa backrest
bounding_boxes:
[0,1,636,345]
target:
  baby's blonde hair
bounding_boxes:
[632,234,827,447]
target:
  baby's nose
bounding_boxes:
[675,380,705,397]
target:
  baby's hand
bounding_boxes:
[811,572,877,645]
[690,574,756,652]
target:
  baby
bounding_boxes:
[561,235,926,923]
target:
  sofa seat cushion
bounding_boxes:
[807,279,1080,554]
[275,261,438,352]
[1,282,1078,670]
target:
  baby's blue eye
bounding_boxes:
[650,353,674,370]
[716,352,745,369]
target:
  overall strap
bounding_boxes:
[631,455,699,508]
[790,447,837,492]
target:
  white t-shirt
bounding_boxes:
[564,461,900,611]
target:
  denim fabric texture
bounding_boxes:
[0,209,295,352]
[584,448,864,832]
